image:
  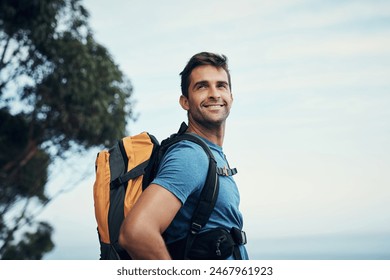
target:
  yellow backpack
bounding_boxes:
[93,122,220,259]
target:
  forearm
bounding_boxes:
[127,233,171,260]
[119,224,171,260]
[118,184,182,260]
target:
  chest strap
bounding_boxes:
[217,166,237,176]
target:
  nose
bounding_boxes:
[208,85,221,100]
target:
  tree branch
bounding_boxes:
[1,139,38,174]
[0,199,30,256]
[0,36,10,69]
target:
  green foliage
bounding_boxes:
[31,33,132,148]
[0,0,135,259]
[1,222,54,260]
[0,109,50,204]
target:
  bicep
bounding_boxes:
[123,184,182,234]
[153,142,209,202]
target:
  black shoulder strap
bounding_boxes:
[161,122,219,259]
[167,132,219,233]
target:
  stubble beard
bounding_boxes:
[188,109,230,131]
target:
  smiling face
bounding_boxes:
[180,65,233,129]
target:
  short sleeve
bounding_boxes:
[151,140,209,204]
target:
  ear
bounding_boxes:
[179,95,189,110]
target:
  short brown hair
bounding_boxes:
[180,52,231,98]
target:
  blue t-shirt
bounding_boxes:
[152,135,249,259]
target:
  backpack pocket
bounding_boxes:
[187,228,235,260]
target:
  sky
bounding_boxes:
[40,0,390,259]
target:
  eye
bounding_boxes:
[195,82,208,90]
[217,82,228,89]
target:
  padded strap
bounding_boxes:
[160,132,219,234]
[160,123,220,259]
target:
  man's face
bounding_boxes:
[180,65,233,128]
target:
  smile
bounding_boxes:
[203,104,224,108]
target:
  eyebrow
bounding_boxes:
[192,80,229,89]
[192,80,208,89]
[216,81,229,87]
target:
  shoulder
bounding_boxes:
[153,139,210,203]
[164,139,209,164]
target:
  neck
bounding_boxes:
[186,121,225,147]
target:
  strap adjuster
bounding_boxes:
[230,227,247,245]
[190,222,202,234]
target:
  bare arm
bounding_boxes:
[118,184,182,259]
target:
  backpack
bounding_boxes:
[93,122,220,260]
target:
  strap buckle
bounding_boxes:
[230,227,247,245]
[217,166,238,176]
[190,222,202,234]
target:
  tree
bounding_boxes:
[0,0,135,259]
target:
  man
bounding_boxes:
[119,52,248,260]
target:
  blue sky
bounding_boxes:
[40,0,390,259]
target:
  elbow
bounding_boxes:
[118,222,136,253]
